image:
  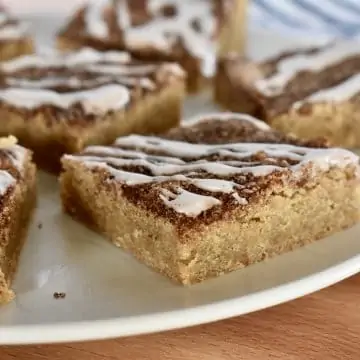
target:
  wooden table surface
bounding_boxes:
[1,274,359,360]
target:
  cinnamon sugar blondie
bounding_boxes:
[0,136,36,304]
[60,113,360,284]
[0,6,33,61]
[57,0,247,92]
[215,42,360,147]
[0,48,185,172]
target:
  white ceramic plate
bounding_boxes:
[0,8,359,345]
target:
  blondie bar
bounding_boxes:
[57,0,247,92]
[60,113,360,284]
[215,42,360,147]
[0,48,185,172]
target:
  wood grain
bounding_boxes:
[1,274,359,360]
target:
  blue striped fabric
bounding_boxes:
[250,0,360,40]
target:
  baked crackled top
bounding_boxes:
[63,113,359,229]
[0,47,185,122]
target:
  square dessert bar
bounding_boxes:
[57,0,247,92]
[0,6,34,61]
[0,48,185,173]
[0,136,36,304]
[60,113,360,284]
[215,42,360,147]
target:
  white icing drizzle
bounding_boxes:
[126,0,216,77]
[6,77,82,89]
[7,75,156,91]
[0,8,28,41]
[191,179,238,193]
[0,23,27,40]
[0,171,15,196]
[64,48,131,66]
[184,112,271,131]
[7,144,27,171]
[116,0,131,29]
[114,136,313,161]
[256,42,360,96]
[85,63,158,76]
[83,0,217,77]
[232,192,248,205]
[85,0,110,38]
[1,48,183,113]
[0,143,28,195]
[1,48,131,72]
[293,73,360,108]
[0,8,29,40]
[160,188,221,217]
[86,145,186,164]
[0,84,130,115]
[65,134,359,217]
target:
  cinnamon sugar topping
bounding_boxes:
[65,113,358,220]
[255,42,360,97]
[221,42,360,116]
[0,48,184,115]
[60,0,221,77]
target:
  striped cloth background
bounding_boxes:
[250,0,360,40]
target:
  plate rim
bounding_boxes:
[1,254,359,345]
